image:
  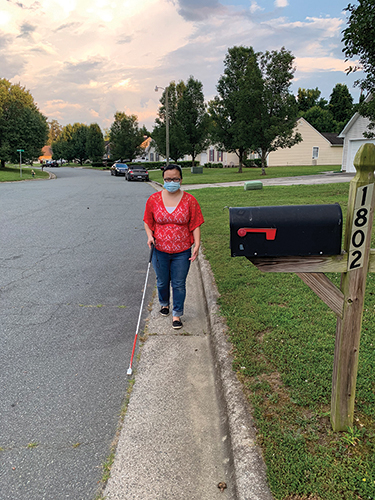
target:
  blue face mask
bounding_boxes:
[164,181,181,193]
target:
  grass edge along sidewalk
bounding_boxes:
[190,182,375,500]
[148,164,341,185]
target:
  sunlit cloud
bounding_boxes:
[0,11,12,25]
[113,78,132,89]
[42,99,83,111]
[1,0,360,130]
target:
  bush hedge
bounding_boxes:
[91,161,109,168]
[204,162,224,168]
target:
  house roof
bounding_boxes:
[140,137,152,150]
[42,145,52,156]
[320,132,344,146]
[297,117,343,146]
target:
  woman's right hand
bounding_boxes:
[147,235,155,249]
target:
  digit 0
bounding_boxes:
[351,229,365,248]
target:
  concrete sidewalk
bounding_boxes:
[181,171,354,190]
[103,252,272,500]
[102,172,354,499]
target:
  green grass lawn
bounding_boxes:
[190,182,375,500]
[149,164,342,185]
[0,166,50,182]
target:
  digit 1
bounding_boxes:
[361,186,368,206]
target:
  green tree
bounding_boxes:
[52,123,89,164]
[297,87,325,112]
[254,47,302,174]
[103,127,110,141]
[302,106,338,133]
[328,83,354,123]
[86,123,105,162]
[342,0,375,135]
[209,46,262,173]
[109,112,144,161]
[47,119,63,145]
[177,77,210,167]
[71,123,89,165]
[210,46,301,174]
[152,81,186,163]
[52,124,74,162]
[0,79,48,167]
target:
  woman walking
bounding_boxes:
[143,164,204,329]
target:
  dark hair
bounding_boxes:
[162,164,183,179]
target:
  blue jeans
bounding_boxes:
[152,248,191,317]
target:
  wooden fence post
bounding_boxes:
[331,143,375,431]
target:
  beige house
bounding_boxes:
[267,117,343,167]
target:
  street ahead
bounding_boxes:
[0,168,155,499]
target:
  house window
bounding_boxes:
[209,149,214,162]
[312,147,319,159]
[150,152,154,161]
[155,153,159,161]
[217,151,223,162]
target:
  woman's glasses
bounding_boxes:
[164,178,181,183]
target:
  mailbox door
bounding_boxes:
[230,204,342,257]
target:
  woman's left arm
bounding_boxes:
[190,226,201,262]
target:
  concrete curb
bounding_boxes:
[197,250,273,500]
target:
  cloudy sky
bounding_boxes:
[0,0,360,131]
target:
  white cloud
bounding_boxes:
[275,0,288,7]
[249,2,263,14]
[295,56,358,74]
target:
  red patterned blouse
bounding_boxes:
[143,191,204,254]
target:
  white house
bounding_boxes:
[339,100,375,173]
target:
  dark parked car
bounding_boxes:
[46,160,59,167]
[126,165,149,182]
[111,163,128,176]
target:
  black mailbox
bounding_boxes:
[230,204,342,257]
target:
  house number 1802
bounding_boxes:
[347,184,374,271]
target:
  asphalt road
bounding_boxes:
[0,168,155,500]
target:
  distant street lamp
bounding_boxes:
[17,149,24,178]
[155,85,169,166]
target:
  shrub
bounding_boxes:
[243,158,262,168]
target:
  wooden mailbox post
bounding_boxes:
[248,143,375,431]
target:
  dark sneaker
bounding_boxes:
[172,319,183,330]
[160,307,170,317]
